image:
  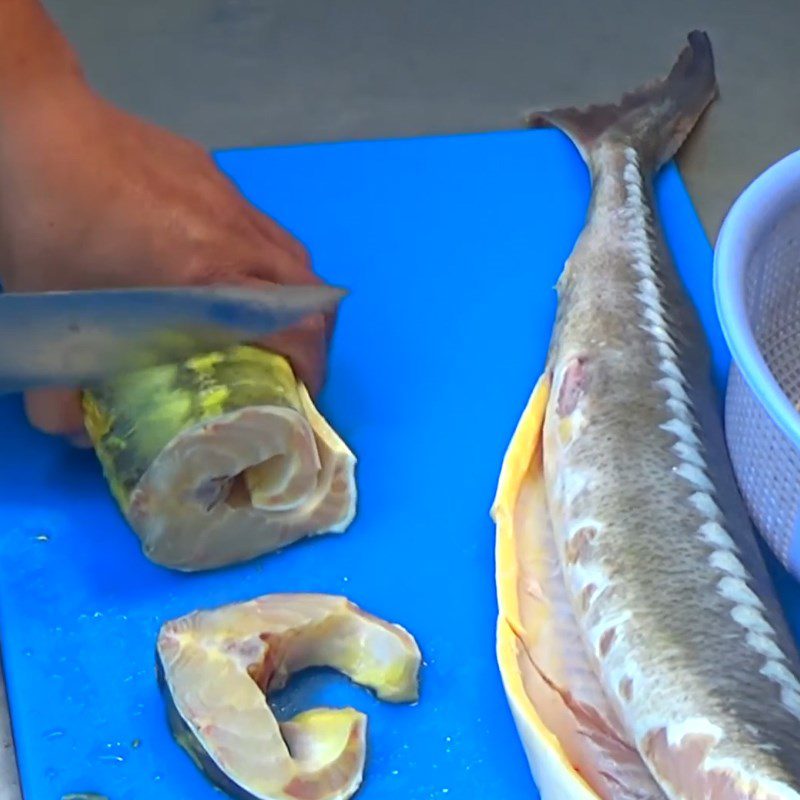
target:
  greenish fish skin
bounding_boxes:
[82,343,357,572]
[83,345,301,509]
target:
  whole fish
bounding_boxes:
[495,31,800,800]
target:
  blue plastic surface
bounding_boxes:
[0,130,797,800]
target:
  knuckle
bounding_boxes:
[293,240,313,273]
[182,248,233,286]
[301,313,327,336]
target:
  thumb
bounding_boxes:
[24,388,90,446]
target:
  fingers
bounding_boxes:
[223,217,336,393]
[241,221,318,287]
[24,388,89,445]
[244,203,310,265]
[187,229,313,292]
[232,272,328,396]
[258,312,328,397]
[190,161,312,273]
[240,224,339,347]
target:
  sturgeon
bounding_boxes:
[494,31,800,800]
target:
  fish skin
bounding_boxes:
[84,345,357,572]
[534,31,800,799]
[512,457,667,799]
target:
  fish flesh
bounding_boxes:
[495,31,800,800]
[83,345,356,571]
[157,594,421,800]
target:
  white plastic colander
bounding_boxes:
[715,148,800,578]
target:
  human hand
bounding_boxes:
[0,80,331,445]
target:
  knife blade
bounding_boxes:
[0,283,344,393]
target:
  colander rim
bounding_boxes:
[714,147,800,447]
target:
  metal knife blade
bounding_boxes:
[0,283,344,393]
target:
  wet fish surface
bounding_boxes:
[529,30,800,800]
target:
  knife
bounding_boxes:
[0,283,344,393]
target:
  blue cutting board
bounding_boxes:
[0,130,798,800]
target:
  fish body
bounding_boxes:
[496,31,800,800]
[502,436,667,798]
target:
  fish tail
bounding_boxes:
[527,30,717,170]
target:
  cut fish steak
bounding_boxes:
[157,593,421,800]
[83,345,356,571]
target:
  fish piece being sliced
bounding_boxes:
[83,345,356,571]
[157,594,421,800]
[496,30,800,800]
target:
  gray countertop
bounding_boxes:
[4,0,800,795]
